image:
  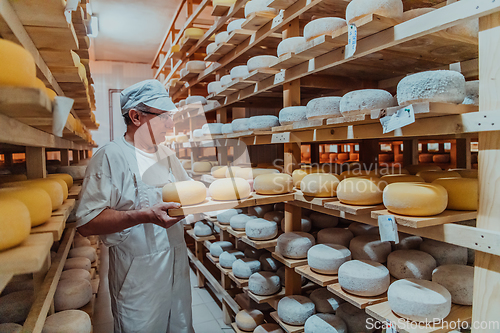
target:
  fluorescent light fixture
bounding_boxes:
[88,16,99,38]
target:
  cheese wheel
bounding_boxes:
[232,258,261,278]
[54,279,92,311]
[292,168,323,188]
[300,173,341,197]
[247,55,279,71]
[233,167,253,179]
[209,177,251,200]
[337,177,383,205]
[309,288,345,313]
[179,99,186,107]
[162,180,207,206]
[308,244,351,275]
[304,313,347,333]
[210,241,233,257]
[340,89,394,114]
[317,228,353,247]
[0,198,31,251]
[244,0,278,18]
[254,324,284,333]
[60,269,91,282]
[45,88,57,101]
[64,257,91,271]
[336,153,349,162]
[280,216,311,233]
[245,218,278,240]
[405,164,441,175]
[0,290,34,324]
[170,44,180,53]
[420,239,467,267]
[336,303,374,333]
[186,95,207,105]
[0,323,22,333]
[463,80,479,105]
[202,123,223,135]
[349,234,391,263]
[277,37,307,56]
[43,310,92,333]
[47,173,73,189]
[0,174,27,184]
[416,170,461,183]
[70,51,81,67]
[215,31,229,45]
[192,161,212,173]
[219,250,245,268]
[397,70,466,106]
[338,259,390,296]
[0,39,37,88]
[432,264,474,305]
[211,166,228,178]
[194,221,213,236]
[402,7,435,21]
[232,118,249,132]
[345,0,403,24]
[225,166,241,178]
[3,179,64,210]
[277,296,316,326]
[184,28,205,39]
[248,115,280,130]
[207,81,223,94]
[186,60,206,73]
[252,168,280,178]
[248,271,281,296]
[69,246,96,263]
[276,232,316,259]
[387,250,436,280]
[279,106,307,125]
[304,17,347,41]
[348,222,379,236]
[206,42,218,55]
[254,173,293,195]
[306,97,342,119]
[227,18,246,33]
[380,174,424,184]
[181,159,192,169]
[180,68,188,78]
[259,252,281,271]
[221,123,233,134]
[383,182,448,216]
[221,74,233,86]
[51,177,68,200]
[236,309,264,331]
[449,168,478,179]
[388,279,451,323]
[0,187,52,227]
[432,177,478,210]
[230,65,250,79]
[248,204,274,218]
[432,154,450,163]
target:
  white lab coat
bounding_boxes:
[76,136,194,333]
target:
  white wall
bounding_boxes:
[89,61,154,150]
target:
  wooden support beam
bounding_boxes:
[26,146,46,179]
[60,149,70,167]
[3,152,12,166]
[359,139,378,169]
[453,138,471,169]
[402,139,418,167]
[72,149,80,164]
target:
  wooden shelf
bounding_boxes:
[226,29,253,44]
[366,302,472,333]
[68,185,82,199]
[186,229,216,241]
[293,191,338,207]
[213,221,229,231]
[327,282,389,309]
[0,233,53,275]
[211,3,232,16]
[206,252,219,265]
[244,68,280,82]
[241,235,279,249]
[270,311,304,333]
[324,201,385,216]
[30,216,66,242]
[0,273,13,294]
[52,199,76,221]
[241,12,278,31]
[267,0,298,9]
[294,265,338,287]
[216,263,232,276]
[272,252,308,268]
[0,87,52,122]
[179,71,201,82]
[371,209,478,229]
[227,227,246,238]
[228,271,248,288]
[244,286,285,304]
[226,78,255,90]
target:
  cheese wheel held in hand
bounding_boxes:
[162,181,207,206]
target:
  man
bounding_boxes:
[76,79,194,333]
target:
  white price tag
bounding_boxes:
[346,24,357,58]
[271,132,290,143]
[274,71,285,84]
[378,215,399,243]
[386,320,398,333]
[380,105,415,134]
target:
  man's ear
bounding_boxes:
[128,109,142,127]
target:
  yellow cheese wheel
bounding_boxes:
[0,39,37,88]
[170,45,180,53]
[45,88,57,101]
[337,153,349,162]
[34,78,46,90]
[184,28,205,39]
[235,168,254,179]
[0,174,27,184]
[213,0,236,5]
[416,170,461,183]
[418,154,434,163]
[47,173,74,189]
[432,178,478,211]
[380,174,424,184]
[405,164,442,175]
[225,166,241,178]
[292,167,324,188]
[212,166,228,178]
[340,169,378,180]
[254,173,293,195]
[433,154,450,164]
[0,198,31,251]
[383,182,448,216]
[50,177,69,200]
[337,177,384,205]
[2,179,64,210]
[192,161,212,173]
[209,177,251,201]
[70,51,81,67]
[300,173,341,197]
[162,181,207,206]
[449,169,478,179]
[0,187,52,227]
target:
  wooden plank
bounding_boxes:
[228,271,248,288]
[327,282,388,309]
[241,12,278,31]
[186,229,216,242]
[231,322,248,333]
[226,29,254,44]
[370,102,478,120]
[366,302,472,333]
[227,227,246,238]
[294,265,338,287]
[267,0,298,9]
[227,78,255,90]
[179,71,201,82]
[51,199,76,221]
[244,68,280,82]
[272,252,307,268]
[206,252,219,265]
[25,25,78,50]
[324,201,385,216]
[253,192,295,205]
[293,191,338,207]
[295,34,346,59]
[68,185,82,199]
[30,216,65,242]
[271,52,310,70]
[0,87,52,119]
[241,235,278,249]
[270,311,304,333]
[371,209,478,228]
[9,0,68,28]
[216,263,232,276]
[244,286,285,304]
[0,233,53,275]
[211,3,232,16]
[0,273,13,294]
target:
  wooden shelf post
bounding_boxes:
[72,149,80,164]
[452,138,471,169]
[402,139,418,167]
[26,146,46,179]
[216,108,228,165]
[60,149,70,167]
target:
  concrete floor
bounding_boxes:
[92,243,234,333]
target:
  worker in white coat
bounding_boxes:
[76,79,194,333]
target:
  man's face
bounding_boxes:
[134,107,174,147]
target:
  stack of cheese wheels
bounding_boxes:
[162,180,207,206]
[300,173,341,197]
[235,309,264,331]
[230,65,250,80]
[432,264,474,305]
[340,89,395,115]
[338,259,390,296]
[244,0,278,18]
[383,182,448,216]
[308,243,351,275]
[0,198,31,251]
[209,177,251,200]
[207,81,223,94]
[186,95,207,105]
[69,246,97,263]
[388,278,451,323]
[306,96,342,119]
[432,177,478,210]
[279,106,307,125]
[304,17,347,41]
[278,295,316,326]
[232,118,249,132]
[43,310,92,333]
[416,170,461,183]
[345,0,403,24]
[253,173,293,194]
[405,164,441,175]
[0,187,51,227]
[397,70,466,106]
[277,37,307,56]
[380,174,424,184]
[0,290,34,324]
[336,177,384,205]
[192,161,212,173]
[276,232,315,259]
[247,55,278,71]
[0,39,38,88]
[227,18,246,33]
[248,115,280,130]
[221,74,233,86]
[185,60,206,73]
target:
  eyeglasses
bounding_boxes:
[140,110,173,120]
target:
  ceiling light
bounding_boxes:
[88,16,99,38]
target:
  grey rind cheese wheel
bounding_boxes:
[347,222,379,236]
[393,232,422,251]
[349,234,392,263]
[247,55,279,71]
[232,118,250,132]
[202,123,224,135]
[338,260,390,297]
[254,323,284,333]
[276,232,316,259]
[345,0,403,24]
[277,295,316,326]
[340,89,394,114]
[244,247,266,259]
[432,264,474,305]
[317,228,354,247]
[245,218,278,240]
[307,244,351,275]
[248,115,280,131]
[248,271,281,296]
[60,268,92,282]
[68,246,96,263]
[232,258,261,279]
[221,123,233,134]
[227,18,246,33]
[42,310,92,333]
[64,257,91,271]
[0,290,34,324]
[387,250,436,280]
[306,97,342,119]
[277,266,307,286]
[279,106,307,125]
[209,241,234,257]
[463,80,479,105]
[280,217,312,233]
[219,250,245,268]
[217,208,243,224]
[263,211,284,223]
[235,309,264,331]
[248,205,274,218]
[230,214,256,230]
[419,239,467,266]
[207,81,222,94]
[194,223,213,237]
[304,313,347,333]
[304,17,347,41]
[397,70,466,106]
[259,252,281,271]
[335,303,375,333]
[0,323,22,333]
[388,278,452,323]
[310,212,338,228]
[54,279,92,312]
[309,288,345,313]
